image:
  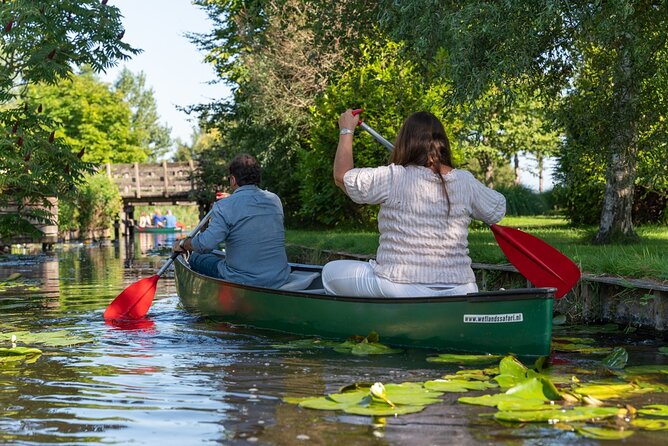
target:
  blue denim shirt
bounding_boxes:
[190,185,290,288]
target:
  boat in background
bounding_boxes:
[174,256,555,356]
[136,226,183,234]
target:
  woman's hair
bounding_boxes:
[229,154,261,186]
[391,112,453,210]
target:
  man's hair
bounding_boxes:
[228,154,261,186]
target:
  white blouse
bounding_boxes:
[344,164,506,284]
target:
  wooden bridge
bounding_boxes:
[0,161,203,249]
[104,161,198,204]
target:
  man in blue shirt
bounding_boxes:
[164,210,177,228]
[172,154,290,289]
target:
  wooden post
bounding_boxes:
[134,162,141,198]
[163,161,168,196]
[106,163,111,178]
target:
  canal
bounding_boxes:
[0,235,666,445]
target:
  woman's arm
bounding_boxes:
[333,109,359,191]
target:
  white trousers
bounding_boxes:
[321,260,478,297]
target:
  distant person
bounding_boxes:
[322,109,506,297]
[138,211,151,229]
[164,209,177,228]
[152,209,165,228]
[172,154,290,288]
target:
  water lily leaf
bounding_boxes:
[659,347,668,356]
[272,338,340,349]
[282,396,315,404]
[298,396,354,411]
[631,419,668,430]
[499,356,528,378]
[624,365,668,375]
[496,399,553,411]
[602,347,628,369]
[494,407,619,423]
[0,330,92,347]
[383,382,443,405]
[424,379,497,392]
[347,342,403,356]
[343,403,426,416]
[1,272,22,282]
[575,426,635,439]
[638,404,668,417]
[552,336,596,344]
[442,370,492,381]
[506,377,562,401]
[573,383,651,400]
[0,346,42,363]
[551,341,612,354]
[458,393,522,407]
[328,390,368,405]
[426,353,502,364]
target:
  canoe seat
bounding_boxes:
[279,270,321,291]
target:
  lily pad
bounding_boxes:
[0,346,43,363]
[0,330,93,347]
[551,341,612,354]
[426,353,502,364]
[573,383,652,400]
[631,419,668,430]
[298,396,357,411]
[424,379,497,392]
[638,404,668,417]
[494,407,620,423]
[624,365,668,375]
[344,404,426,416]
[575,426,635,440]
[659,347,668,356]
[334,340,402,356]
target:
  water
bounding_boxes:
[0,237,666,445]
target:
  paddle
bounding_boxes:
[350,109,580,298]
[103,209,214,320]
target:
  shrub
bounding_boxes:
[496,184,548,216]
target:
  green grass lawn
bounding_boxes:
[286,216,668,281]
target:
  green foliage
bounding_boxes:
[114,68,172,161]
[301,39,458,227]
[30,67,149,163]
[496,185,548,216]
[58,174,122,234]
[0,0,138,237]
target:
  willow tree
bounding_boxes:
[381,0,668,243]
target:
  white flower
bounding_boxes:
[370,382,395,408]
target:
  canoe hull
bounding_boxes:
[136,227,183,233]
[174,258,554,356]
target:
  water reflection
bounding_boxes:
[0,246,666,445]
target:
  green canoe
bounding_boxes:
[136,226,183,233]
[174,257,554,356]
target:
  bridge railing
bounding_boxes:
[105,161,197,199]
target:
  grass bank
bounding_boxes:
[286,216,668,282]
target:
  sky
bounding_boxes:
[99,0,553,190]
[100,0,230,145]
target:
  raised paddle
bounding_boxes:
[103,209,214,320]
[350,109,580,298]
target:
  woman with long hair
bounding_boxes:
[322,109,506,297]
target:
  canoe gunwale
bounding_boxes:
[174,257,555,304]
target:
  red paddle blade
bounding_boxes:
[490,224,580,298]
[103,275,160,320]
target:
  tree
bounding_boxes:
[114,68,172,161]
[380,0,668,243]
[30,67,149,163]
[1,0,138,238]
